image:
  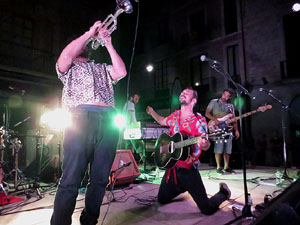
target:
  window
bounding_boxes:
[0,11,33,47]
[190,56,204,87]
[190,55,212,94]
[283,12,300,78]
[158,20,170,45]
[0,11,33,69]
[224,0,238,35]
[154,60,168,91]
[189,10,206,41]
[227,44,240,83]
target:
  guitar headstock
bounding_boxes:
[258,105,272,112]
[208,129,232,142]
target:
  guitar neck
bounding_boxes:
[174,136,199,149]
[226,109,261,124]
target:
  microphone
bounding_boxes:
[200,55,218,64]
[259,88,273,93]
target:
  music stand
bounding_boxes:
[204,58,254,223]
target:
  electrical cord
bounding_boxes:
[100,2,141,224]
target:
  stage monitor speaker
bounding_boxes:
[253,178,300,225]
[108,150,140,187]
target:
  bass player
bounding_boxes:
[205,89,240,174]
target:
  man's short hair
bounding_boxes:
[185,87,198,103]
[223,88,234,96]
[130,93,140,99]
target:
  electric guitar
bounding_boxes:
[207,105,272,133]
[154,131,231,169]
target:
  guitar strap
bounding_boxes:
[217,98,234,114]
[227,103,234,114]
[166,167,177,184]
[193,112,208,133]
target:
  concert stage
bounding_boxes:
[0,164,299,225]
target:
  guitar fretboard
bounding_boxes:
[226,109,260,124]
[174,137,199,149]
[173,133,226,149]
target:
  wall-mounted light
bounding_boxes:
[146,64,154,72]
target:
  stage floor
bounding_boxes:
[0,164,298,225]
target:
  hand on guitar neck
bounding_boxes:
[197,135,211,151]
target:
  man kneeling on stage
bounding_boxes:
[146,87,231,215]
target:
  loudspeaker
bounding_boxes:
[253,178,300,225]
[108,150,140,187]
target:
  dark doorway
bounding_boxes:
[283,11,300,78]
[290,95,300,167]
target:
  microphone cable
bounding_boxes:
[100,1,141,225]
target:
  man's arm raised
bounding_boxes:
[57,21,102,74]
[146,106,167,126]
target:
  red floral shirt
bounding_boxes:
[165,110,208,169]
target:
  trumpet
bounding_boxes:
[88,0,133,50]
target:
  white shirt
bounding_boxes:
[123,100,136,124]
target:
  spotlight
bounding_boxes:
[40,108,72,131]
[292,3,300,12]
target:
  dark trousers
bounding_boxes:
[51,106,119,225]
[157,167,227,215]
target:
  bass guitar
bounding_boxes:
[207,105,272,133]
[154,131,231,169]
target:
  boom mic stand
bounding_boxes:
[202,56,254,223]
[259,90,300,182]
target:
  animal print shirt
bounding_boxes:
[56,60,115,109]
[165,110,208,169]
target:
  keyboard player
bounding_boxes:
[123,93,146,167]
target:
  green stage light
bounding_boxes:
[172,95,179,105]
[233,96,245,109]
[113,113,127,130]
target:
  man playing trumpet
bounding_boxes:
[51,21,127,225]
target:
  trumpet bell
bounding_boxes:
[88,0,134,50]
[117,0,133,14]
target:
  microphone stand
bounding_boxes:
[206,60,254,223]
[107,162,132,200]
[259,90,300,182]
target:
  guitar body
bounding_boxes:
[208,114,233,133]
[154,133,190,169]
